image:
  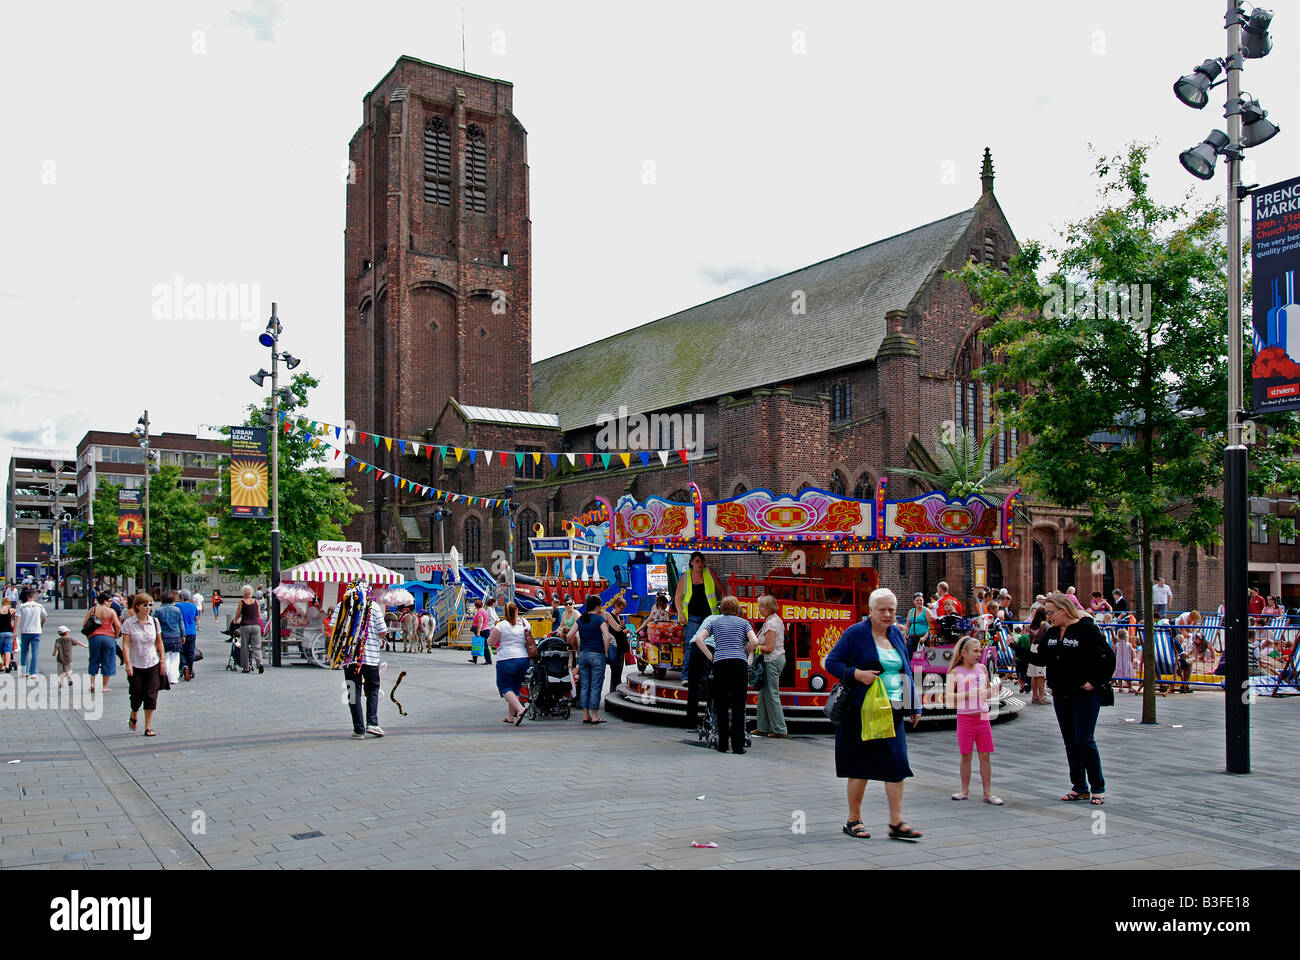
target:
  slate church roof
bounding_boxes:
[532,208,978,431]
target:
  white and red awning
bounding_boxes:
[281,556,403,585]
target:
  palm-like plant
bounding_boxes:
[891,425,1015,498]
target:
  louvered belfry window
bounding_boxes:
[464,123,487,212]
[424,116,452,206]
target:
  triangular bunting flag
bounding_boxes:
[514,452,524,468]
[532,452,542,465]
[335,427,342,440]
[658,451,669,467]
[372,434,381,448]
[638,451,650,466]
[360,432,368,445]
[468,449,478,465]
[483,450,494,464]
[499,451,509,467]
[411,441,419,456]
[334,449,341,460]
[384,438,392,451]
[438,445,447,461]
[565,452,576,466]
[677,449,689,464]
[583,453,593,468]
[453,447,463,462]
[600,453,612,469]
[392,475,400,486]
[619,453,631,468]
[547,453,558,468]
[398,439,406,454]
[426,444,433,460]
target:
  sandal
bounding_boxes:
[128,714,137,731]
[842,819,871,839]
[983,795,1005,805]
[1061,791,1090,802]
[1089,794,1105,805]
[951,792,969,800]
[592,718,607,724]
[515,709,526,726]
[889,822,922,841]
[144,729,157,737]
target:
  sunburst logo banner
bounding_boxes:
[229,426,269,518]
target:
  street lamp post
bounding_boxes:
[1174,3,1278,775]
[132,412,155,594]
[252,304,302,668]
[48,460,64,609]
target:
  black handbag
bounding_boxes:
[824,677,856,725]
[748,651,766,689]
[194,647,205,662]
[80,614,101,638]
[1098,681,1115,706]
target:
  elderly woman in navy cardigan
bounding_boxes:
[825,587,923,841]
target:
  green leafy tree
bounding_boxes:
[952,144,1229,724]
[65,468,210,586]
[148,464,212,581]
[212,373,360,578]
[64,480,143,581]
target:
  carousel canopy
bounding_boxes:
[281,556,404,584]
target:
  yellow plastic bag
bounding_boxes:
[860,677,897,741]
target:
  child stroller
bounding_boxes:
[223,620,243,671]
[524,634,575,720]
[696,640,753,750]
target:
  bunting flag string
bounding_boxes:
[278,418,510,509]
[281,411,696,471]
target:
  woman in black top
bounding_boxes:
[603,595,630,695]
[1026,593,1116,804]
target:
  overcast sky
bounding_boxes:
[2,0,1298,522]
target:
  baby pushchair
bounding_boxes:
[524,634,576,720]
[223,620,248,671]
[696,641,753,750]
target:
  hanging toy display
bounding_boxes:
[327,581,371,670]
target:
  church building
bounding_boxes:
[343,57,1243,614]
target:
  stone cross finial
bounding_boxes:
[980,147,995,195]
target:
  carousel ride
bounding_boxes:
[531,479,1026,728]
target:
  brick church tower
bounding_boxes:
[344,57,532,549]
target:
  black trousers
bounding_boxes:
[711,659,749,753]
[607,637,629,694]
[685,649,709,726]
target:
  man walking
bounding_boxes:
[343,593,387,739]
[17,588,47,677]
[177,590,199,681]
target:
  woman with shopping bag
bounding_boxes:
[824,587,923,842]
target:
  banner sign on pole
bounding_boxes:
[1251,174,1300,413]
[118,489,144,545]
[229,426,270,519]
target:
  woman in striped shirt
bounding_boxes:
[694,596,760,754]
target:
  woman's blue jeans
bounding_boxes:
[578,650,607,711]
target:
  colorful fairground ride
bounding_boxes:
[530,479,1027,728]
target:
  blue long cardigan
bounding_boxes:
[824,621,922,718]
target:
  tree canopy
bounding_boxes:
[951,143,1229,722]
[211,373,360,577]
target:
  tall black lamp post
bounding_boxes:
[1174,3,1279,774]
[251,303,302,668]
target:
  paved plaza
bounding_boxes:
[2,607,1297,870]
